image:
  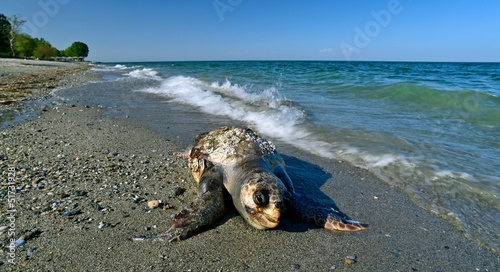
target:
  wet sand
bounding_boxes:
[0,59,498,271]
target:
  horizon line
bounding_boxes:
[96,59,500,64]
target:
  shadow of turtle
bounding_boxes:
[276,154,354,233]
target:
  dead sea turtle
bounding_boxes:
[134,127,370,242]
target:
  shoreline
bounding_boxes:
[0,58,100,127]
[0,59,498,271]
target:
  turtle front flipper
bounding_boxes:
[134,165,225,242]
[290,193,370,231]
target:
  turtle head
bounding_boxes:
[237,172,289,230]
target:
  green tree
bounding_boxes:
[33,44,58,59]
[15,34,36,57]
[34,37,51,48]
[0,14,11,56]
[7,15,27,57]
[64,41,89,58]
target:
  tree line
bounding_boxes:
[0,13,89,60]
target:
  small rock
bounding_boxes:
[71,190,87,197]
[14,237,25,247]
[60,193,70,199]
[0,226,8,233]
[90,204,103,210]
[28,247,37,255]
[148,200,160,209]
[42,206,52,212]
[133,195,144,203]
[63,210,81,216]
[174,187,186,196]
[345,256,357,265]
[98,222,110,229]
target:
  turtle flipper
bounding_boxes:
[290,193,370,231]
[134,164,225,242]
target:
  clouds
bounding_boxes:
[319,48,333,54]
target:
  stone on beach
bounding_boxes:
[148,200,161,209]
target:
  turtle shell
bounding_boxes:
[190,127,283,167]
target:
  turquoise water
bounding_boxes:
[60,61,500,252]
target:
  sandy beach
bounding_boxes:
[0,58,98,126]
[0,59,498,271]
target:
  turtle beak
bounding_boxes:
[264,203,283,228]
[244,200,284,229]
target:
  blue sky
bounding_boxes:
[2,0,500,62]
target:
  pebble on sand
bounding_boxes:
[174,187,186,196]
[148,200,161,209]
[98,222,110,229]
[345,256,357,265]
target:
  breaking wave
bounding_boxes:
[124,68,162,80]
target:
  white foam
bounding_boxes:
[139,76,338,156]
[124,68,162,80]
[210,79,284,108]
[92,64,131,72]
[114,64,128,70]
[433,170,475,182]
[361,153,399,168]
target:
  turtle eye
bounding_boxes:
[253,189,269,207]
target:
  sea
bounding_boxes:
[54,61,499,253]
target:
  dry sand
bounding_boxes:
[0,59,498,271]
[0,58,97,110]
[0,58,87,77]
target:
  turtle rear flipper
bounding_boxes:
[173,146,193,158]
[290,193,370,231]
[134,164,225,242]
